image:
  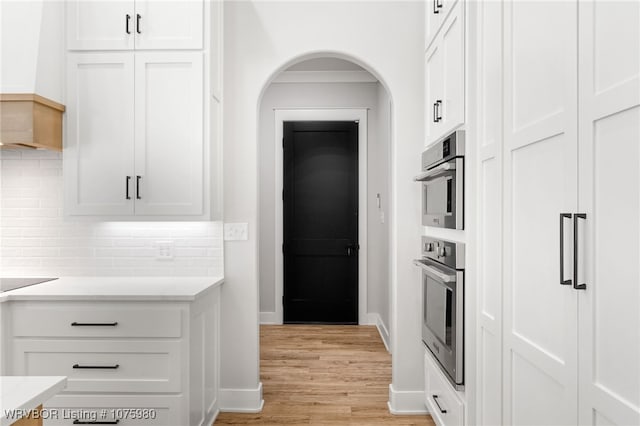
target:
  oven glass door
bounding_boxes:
[419,159,460,229]
[424,274,454,349]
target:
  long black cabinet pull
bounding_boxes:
[432,395,447,413]
[136,14,142,34]
[435,100,443,121]
[436,0,443,10]
[433,0,439,14]
[136,176,142,199]
[125,14,131,34]
[559,213,572,285]
[73,421,119,425]
[73,364,120,369]
[71,322,118,327]
[573,213,587,290]
[125,176,131,200]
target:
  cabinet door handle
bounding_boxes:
[559,213,572,285]
[136,176,142,199]
[573,213,587,290]
[71,322,118,327]
[125,176,131,200]
[72,364,119,369]
[433,0,440,14]
[435,100,443,121]
[125,14,131,34]
[433,102,438,123]
[436,0,443,9]
[136,14,142,34]
[73,421,119,425]
[432,395,447,413]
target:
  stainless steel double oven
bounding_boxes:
[415,130,464,230]
[414,237,465,390]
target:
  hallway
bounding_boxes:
[215,325,435,425]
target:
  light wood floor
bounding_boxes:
[215,325,435,425]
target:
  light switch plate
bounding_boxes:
[224,223,249,241]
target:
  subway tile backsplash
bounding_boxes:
[0,149,223,277]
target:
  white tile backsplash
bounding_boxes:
[0,149,223,277]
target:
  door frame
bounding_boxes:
[273,108,368,325]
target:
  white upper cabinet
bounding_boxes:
[425,0,459,49]
[134,53,204,216]
[65,54,135,216]
[425,0,464,146]
[64,52,205,218]
[66,0,203,51]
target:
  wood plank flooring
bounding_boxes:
[214,325,435,425]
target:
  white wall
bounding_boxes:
[223,1,424,413]
[257,81,391,339]
[0,149,224,277]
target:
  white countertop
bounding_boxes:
[0,276,224,302]
[0,376,67,426]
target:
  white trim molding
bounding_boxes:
[219,382,264,413]
[388,384,428,415]
[259,311,279,325]
[370,313,391,353]
[274,108,369,325]
[273,70,377,84]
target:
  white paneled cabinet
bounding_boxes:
[65,54,135,216]
[6,288,221,426]
[134,53,204,216]
[425,0,459,50]
[67,0,203,51]
[65,52,204,217]
[476,1,640,425]
[425,0,464,146]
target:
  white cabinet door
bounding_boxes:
[502,1,579,425]
[439,2,464,139]
[425,41,443,145]
[577,2,640,425]
[425,3,463,147]
[67,1,134,51]
[134,52,204,216]
[134,0,204,50]
[65,53,135,216]
[425,0,459,49]
[66,0,203,51]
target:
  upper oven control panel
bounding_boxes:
[422,130,465,171]
[422,236,465,270]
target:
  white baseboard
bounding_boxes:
[260,311,280,324]
[372,313,391,353]
[219,382,264,413]
[388,384,428,415]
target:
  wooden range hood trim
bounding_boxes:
[0,93,65,152]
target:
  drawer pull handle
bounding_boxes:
[71,322,118,327]
[72,364,120,369]
[432,394,447,413]
[73,421,119,425]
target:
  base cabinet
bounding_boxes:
[424,349,465,426]
[5,289,220,426]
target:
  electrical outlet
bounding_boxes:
[155,241,174,260]
[224,223,248,241]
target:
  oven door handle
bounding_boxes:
[413,259,456,283]
[414,162,456,182]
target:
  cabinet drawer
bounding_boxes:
[424,350,464,426]
[11,302,182,338]
[12,340,182,393]
[44,394,182,426]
